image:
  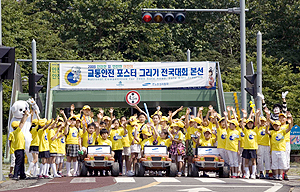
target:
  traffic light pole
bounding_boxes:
[143,0,248,111]
[256,31,262,112]
[32,39,37,101]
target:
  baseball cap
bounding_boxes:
[11,121,20,128]
[176,121,185,128]
[141,128,152,136]
[160,116,168,122]
[204,128,212,134]
[259,116,267,121]
[279,113,287,118]
[32,119,38,125]
[246,119,254,124]
[273,120,281,126]
[38,118,47,127]
[103,116,111,121]
[82,105,91,110]
[229,119,238,127]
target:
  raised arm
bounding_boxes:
[64,120,71,135]
[241,109,247,130]
[185,108,191,129]
[19,111,30,129]
[133,104,146,115]
[223,111,229,130]
[198,106,204,121]
[282,91,288,114]
[286,112,293,133]
[109,107,114,120]
[255,109,261,127]
[70,104,75,117]
[59,109,68,122]
[227,106,232,120]
[172,106,183,117]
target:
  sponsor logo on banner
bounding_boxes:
[64,66,82,86]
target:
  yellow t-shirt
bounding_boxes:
[238,127,245,148]
[82,132,97,148]
[38,129,49,152]
[48,129,58,153]
[13,127,25,151]
[30,126,39,147]
[172,130,183,141]
[140,137,154,150]
[153,124,163,134]
[270,129,287,151]
[8,132,15,154]
[281,124,290,142]
[200,137,215,146]
[157,136,172,147]
[217,127,227,149]
[243,127,258,150]
[109,128,125,150]
[66,127,81,145]
[257,126,270,146]
[225,129,240,152]
[97,137,112,147]
[122,132,130,148]
[127,124,141,145]
[57,134,66,155]
[186,126,200,148]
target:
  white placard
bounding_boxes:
[59,62,216,89]
[88,145,111,154]
[144,146,167,154]
[197,147,220,155]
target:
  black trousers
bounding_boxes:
[114,150,123,173]
[14,149,25,178]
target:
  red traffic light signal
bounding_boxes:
[142,12,186,23]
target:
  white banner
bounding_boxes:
[59,62,216,89]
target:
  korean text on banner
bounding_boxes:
[59,62,215,89]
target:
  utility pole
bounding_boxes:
[256,31,262,112]
[240,0,247,111]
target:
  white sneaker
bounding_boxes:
[158,171,163,177]
[245,174,250,179]
[126,171,134,177]
[54,174,62,178]
[250,174,256,179]
[67,172,72,177]
[72,173,78,177]
[25,172,32,177]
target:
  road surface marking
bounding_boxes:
[114,177,135,183]
[112,182,160,192]
[153,177,180,182]
[194,178,225,183]
[238,179,271,184]
[264,183,283,192]
[178,187,212,192]
[70,178,96,183]
[156,185,269,188]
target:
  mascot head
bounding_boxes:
[11,100,30,119]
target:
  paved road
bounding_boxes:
[4,176,292,192]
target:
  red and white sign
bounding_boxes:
[125,91,140,105]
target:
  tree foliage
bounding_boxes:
[2,0,300,131]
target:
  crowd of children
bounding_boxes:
[8,94,293,180]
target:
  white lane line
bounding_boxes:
[178,187,212,192]
[153,177,180,182]
[114,177,135,183]
[238,179,271,184]
[264,183,283,192]
[194,178,225,183]
[70,178,96,183]
[27,183,46,188]
[156,185,268,188]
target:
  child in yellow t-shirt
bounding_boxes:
[25,118,39,177]
[256,111,271,179]
[240,116,258,179]
[8,127,15,178]
[266,109,293,180]
[81,122,99,153]
[37,118,52,179]
[109,119,127,175]
[198,128,217,147]
[120,116,131,176]
[224,112,240,178]
[48,117,63,178]
[169,122,185,177]
[64,116,82,177]
[11,111,29,180]
[216,117,229,165]
[56,123,66,176]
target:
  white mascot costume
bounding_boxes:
[9,98,40,164]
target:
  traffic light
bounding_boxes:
[244,73,257,97]
[29,73,44,98]
[0,46,15,80]
[142,12,185,23]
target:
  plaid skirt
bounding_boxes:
[186,139,194,157]
[66,144,79,157]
